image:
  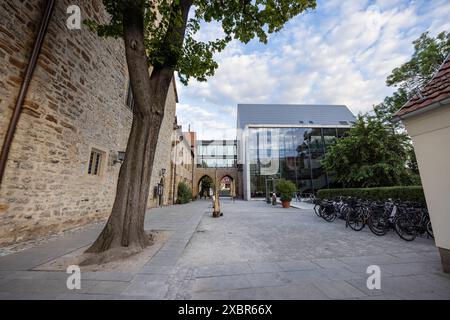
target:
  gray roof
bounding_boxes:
[237,104,356,130]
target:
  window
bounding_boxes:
[125,80,134,110]
[88,149,103,176]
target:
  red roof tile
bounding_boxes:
[396,54,450,118]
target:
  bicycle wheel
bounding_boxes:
[394,215,416,241]
[314,204,322,217]
[341,206,351,221]
[368,213,389,236]
[346,209,365,231]
[320,208,337,222]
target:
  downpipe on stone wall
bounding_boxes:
[0,0,55,186]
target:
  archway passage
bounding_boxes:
[194,167,240,198]
[198,175,214,199]
[219,175,234,197]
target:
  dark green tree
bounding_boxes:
[322,115,410,188]
[177,182,193,204]
[373,31,449,127]
[387,31,450,91]
[200,175,213,198]
[363,31,449,188]
[373,88,408,128]
[83,0,316,262]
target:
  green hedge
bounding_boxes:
[317,186,426,204]
[176,182,193,204]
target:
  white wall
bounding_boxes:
[403,104,450,250]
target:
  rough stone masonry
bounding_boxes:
[0,0,178,245]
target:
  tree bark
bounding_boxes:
[82,1,192,264]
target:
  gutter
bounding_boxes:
[0,0,55,185]
[394,97,450,122]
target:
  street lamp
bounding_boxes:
[113,151,126,165]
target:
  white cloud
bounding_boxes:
[176,103,237,140]
[177,0,450,139]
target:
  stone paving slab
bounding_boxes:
[277,260,318,271]
[245,272,290,287]
[0,226,102,271]
[249,261,283,273]
[193,263,253,278]
[0,199,449,300]
[313,280,367,299]
[228,287,274,300]
[266,284,329,300]
[191,290,231,300]
[317,267,366,281]
[281,269,326,284]
[192,275,252,292]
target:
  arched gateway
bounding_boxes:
[193,167,241,199]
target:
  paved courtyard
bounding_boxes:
[0,200,449,300]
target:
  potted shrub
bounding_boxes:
[276,179,297,208]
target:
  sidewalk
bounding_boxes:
[0,200,208,299]
[0,199,448,300]
[290,200,315,210]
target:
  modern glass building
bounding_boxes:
[196,140,237,168]
[237,104,356,200]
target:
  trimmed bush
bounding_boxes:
[276,179,297,202]
[317,186,425,204]
[176,182,193,204]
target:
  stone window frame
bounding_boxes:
[86,147,107,178]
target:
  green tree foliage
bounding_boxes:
[87,0,317,85]
[406,145,419,174]
[373,88,408,128]
[322,115,411,188]
[199,175,213,197]
[177,182,193,204]
[337,31,450,189]
[387,31,450,91]
[373,31,450,126]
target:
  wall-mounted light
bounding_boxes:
[160,168,166,176]
[113,151,126,164]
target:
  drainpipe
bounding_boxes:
[0,0,55,185]
[172,138,178,204]
[191,149,194,191]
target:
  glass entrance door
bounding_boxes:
[264,176,279,202]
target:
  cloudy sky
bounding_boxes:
[174,0,450,140]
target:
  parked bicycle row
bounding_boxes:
[313,196,433,241]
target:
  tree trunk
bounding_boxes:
[81,3,180,264]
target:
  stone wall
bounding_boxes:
[147,80,177,208]
[168,129,195,204]
[0,0,177,245]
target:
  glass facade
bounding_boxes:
[248,127,349,198]
[197,140,237,168]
